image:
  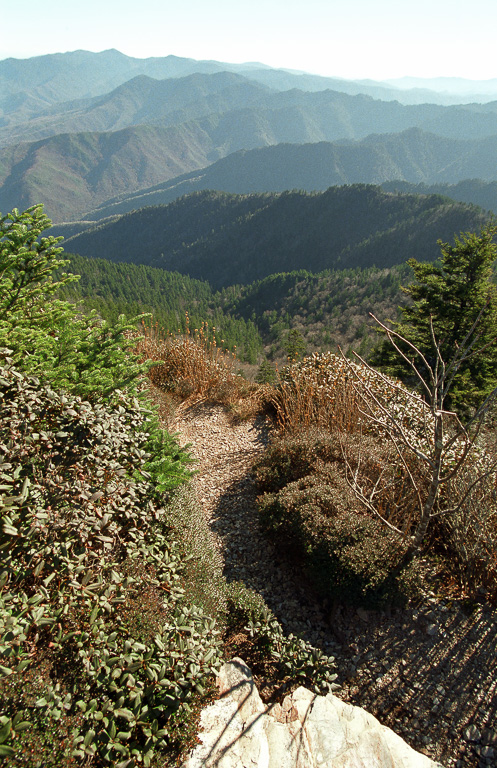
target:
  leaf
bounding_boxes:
[0,719,12,744]
[0,666,13,678]
[114,708,135,722]
[2,524,18,536]
[83,729,95,747]
[0,745,15,757]
[13,722,31,733]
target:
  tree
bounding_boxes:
[341,308,497,569]
[372,223,497,415]
[0,204,148,400]
[286,328,307,362]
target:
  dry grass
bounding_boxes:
[135,316,267,420]
[270,354,362,433]
[261,351,497,600]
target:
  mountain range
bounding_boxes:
[4,50,497,224]
[56,186,489,289]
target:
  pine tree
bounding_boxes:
[0,204,148,400]
[372,223,497,414]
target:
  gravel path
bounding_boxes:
[172,400,497,768]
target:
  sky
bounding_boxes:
[2,0,497,82]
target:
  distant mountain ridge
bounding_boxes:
[58,186,489,289]
[5,114,497,223]
[3,50,497,224]
[4,71,497,149]
[84,129,497,220]
[3,49,497,120]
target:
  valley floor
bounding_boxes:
[172,399,497,768]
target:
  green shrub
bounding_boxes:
[254,428,342,493]
[0,204,148,402]
[226,582,338,695]
[0,354,220,766]
[258,470,411,606]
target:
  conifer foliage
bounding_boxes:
[372,223,497,414]
[0,204,148,401]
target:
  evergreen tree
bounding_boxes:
[0,204,148,400]
[286,328,307,362]
[372,223,497,414]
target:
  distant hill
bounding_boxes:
[0,72,272,147]
[6,118,497,223]
[4,72,497,149]
[85,129,497,220]
[63,251,412,363]
[381,178,497,214]
[60,186,489,289]
[3,50,495,129]
[0,124,217,221]
[5,51,497,224]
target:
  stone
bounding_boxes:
[182,659,444,768]
[481,746,495,759]
[464,725,482,743]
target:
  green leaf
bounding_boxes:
[0,719,12,744]
[13,721,31,733]
[83,729,95,747]
[114,708,135,722]
[0,665,13,678]
[0,745,15,757]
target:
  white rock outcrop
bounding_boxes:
[182,658,443,768]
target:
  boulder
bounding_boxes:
[182,658,443,768]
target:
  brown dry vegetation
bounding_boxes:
[139,326,497,607]
[136,316,271,423]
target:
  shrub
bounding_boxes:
[254,428,342,493]
[437,462,497,599]
[137,317,247,406]
[0,353,220,765]
[258,470,412,607]
[0,204,148,402]
[225,582,339,695]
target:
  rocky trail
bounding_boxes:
[172,401,497,768]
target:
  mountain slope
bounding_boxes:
[381,178,497,214]
[6,112,497,224]
[61,186,489,289]
[0,72,273,147]
[3,50,497,128]
[4,76,497,149]
[84,129,497,220]
[0,124,217,221]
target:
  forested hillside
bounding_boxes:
[4,57,497,223]
[84,129,497,219]
[63,252,411,363]
[60,186,488,288]
[381,178,497,214]
[61,253,264,363]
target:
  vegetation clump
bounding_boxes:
[0,351,221,765]
[0,204,340,764]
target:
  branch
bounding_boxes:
[370,313,435,399]
[338,433,405,537]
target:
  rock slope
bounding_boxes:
[183,658,443,768]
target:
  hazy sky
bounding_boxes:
[2,0,497,81]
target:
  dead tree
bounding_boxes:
[340,312,497,565]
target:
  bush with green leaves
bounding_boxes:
[0,204,148,401]
[255,430,421,607]
[226,582,338,695]
[0,352,220,766]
